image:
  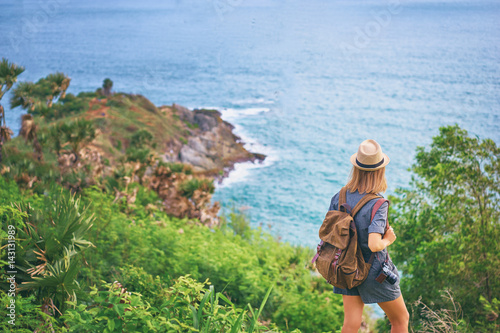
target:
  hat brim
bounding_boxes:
[350,153,390,171]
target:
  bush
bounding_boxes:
[390,125,500,329]
[0,292,64,333]
[179,178,214,198]
[72,186,340,331]
[63,275,275,332]
[129,129,153,148]
[221,205,251,238]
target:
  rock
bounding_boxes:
[193,112,218,131]
[179,144,217,170]
[253,153,266,162]
[173,104,194,124]
[165,105,267,177]
[187,136,209,155]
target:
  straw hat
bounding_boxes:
[350,139,390,171]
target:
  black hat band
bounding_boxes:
[356,157,384,169]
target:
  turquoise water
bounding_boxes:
[1,0,499,250]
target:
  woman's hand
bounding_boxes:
[383,226,396,245]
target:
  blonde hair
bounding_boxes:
[345,166,387,194]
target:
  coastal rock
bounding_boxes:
[166,105,266,177]
[173,104,194,124]
[193,111,218,131]
[179,140,217,170]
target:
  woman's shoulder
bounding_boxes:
[328,191,340,210]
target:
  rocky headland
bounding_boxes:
[3,89,266,228]
[162,104,265,180]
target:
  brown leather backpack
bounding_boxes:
[311,187,389,289]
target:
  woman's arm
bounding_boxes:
[368,226,396,252]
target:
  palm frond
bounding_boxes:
[46,72,71,98]
[10,81,36,109]
[0,58,25,97]
[44,190,95,261]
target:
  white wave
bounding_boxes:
[190,105,277,188]
[185,105,220,111]
[216,122,278,188]
[231,97,275,105]
[220,107,270,121]
[185,106,270,120]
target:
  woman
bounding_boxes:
[328,139,409,333]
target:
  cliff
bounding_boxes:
[162,104,265,179]
[2,90,266,226]
[81,93,265,179]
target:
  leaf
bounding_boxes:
[189,304,199,329]
[230,305,247,333]
[107,319,115,331]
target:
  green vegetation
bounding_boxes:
[179,178,215,199]
[0,176,344,332]
[384,125,499,332]
[101,78,113,97]
[0,61,345,332]
[1,59,498,332]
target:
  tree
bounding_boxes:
[59,119,96,164]
[0,58,24,163]
[0,126,13,164]
[0,58,25,124]
[10,81,37,111]
[34,77,55,108]
[8,189,95,316]
[390,125,500,330]
[11,73,71,117]
[20,114,43,161]
[102,78,113,96]
[11,80,52,115]
[46,72,71,99]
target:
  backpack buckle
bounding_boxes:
[331,248,342,273]
[340,203,352,214]
[311,241,324,264]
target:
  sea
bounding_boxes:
[1,0,499,282]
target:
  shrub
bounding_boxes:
[129,129,153,148]
[179,178,214,199]
[63,275,274,332]
[0,292,64,333]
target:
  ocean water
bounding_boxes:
[1,0,499,250]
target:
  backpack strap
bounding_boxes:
[350,193,381,217]
[349,194,389,265]
[338,187,353,213]
[371,198,391,263]
[339,187,347,206]
[371,198,390,230]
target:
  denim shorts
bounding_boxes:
[333,258,401,304]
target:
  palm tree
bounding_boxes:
[0,58,25,158]
[35,78,57,108]
[46,72,71,99]
[0,57,25,102]
[59,119,96,164]
[20,114,43,161]
[16,190,95,316]
[10,81,37,111]
[102,78,113,96]
[0,125,13,163]
[11,81,55,117]
[0,104,5,129]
